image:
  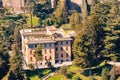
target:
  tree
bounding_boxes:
[54,0,69,26]
[69,12,82,29]
[0,8,5,19]
[73,15,104,68]
[81,0,88,20]
[101,0,120,61]
[0,42,9,79]
[72,75,81,80]
[34,45,42,62]
[25,0,36,27]
[8,44,24,80]
[89,0,120,62]
[34,44,42,77]
[101,67,109,80]
[33,0,53,20]
[89,76,96,80]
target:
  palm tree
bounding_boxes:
[34,44,42,77]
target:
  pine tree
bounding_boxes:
[54,0,69,26]
[34,44,42,77]
[69,12,82,29]
[8,44,24,80]
[102,0,120,61]
[73,15,104,68]
[81,0,88,20]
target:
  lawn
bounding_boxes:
[47,61,112,80]
[26,14,39,27]
[48,75,68,80]
[25,69,51,80]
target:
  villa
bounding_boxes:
[20,26,75,69]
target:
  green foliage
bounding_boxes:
[73,0,120,69]
[69,12,82,29]
[8,44,25,80]
[72,75,81,80]
[73,15,104,68]
[33,0,53,20]
[25,69,51,79]
[26,14,40,27]
[34,45,42,61]
[101,67,109,80]
[28,64,35,70]
[53,0,69,26]
[100,0,120,61]
[89,76,96,80]
[0,42,9,79]
[81,0,88,20]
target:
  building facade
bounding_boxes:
[20,26,75,69]
[2,0,25,13]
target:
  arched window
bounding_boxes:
[30,57,32,62]
[56,47,58,51]
[66,53,69,57]
[61,54,63,57]
[45,56,47,60]
[50,56,52,60]
[61,47,63,51]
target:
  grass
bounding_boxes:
[30,76,40,80]
[48,61,110,80]
[48,75,68,80]
[26,14,39,27]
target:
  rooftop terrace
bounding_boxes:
[20,26,75,44]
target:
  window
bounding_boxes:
[49,56,52,60]
[66,47,68,50]
[55,47,58,51]
[61,47,63,51]
[66,41,68,45]
[29,44,33,48]
[49,43,51,47]
[55,60,59,63]
[55,42,58,45]
[61,60,63,63]
[40,63,42,65]
[30,57,32,62]
[35,44,37,48]
[45,56,47,60]
[61,54,63,57]
[66,53,69,57]
[61,41,63,45]
[44,44,46,47]
[66,59,69,61]
[55,54,58,59]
